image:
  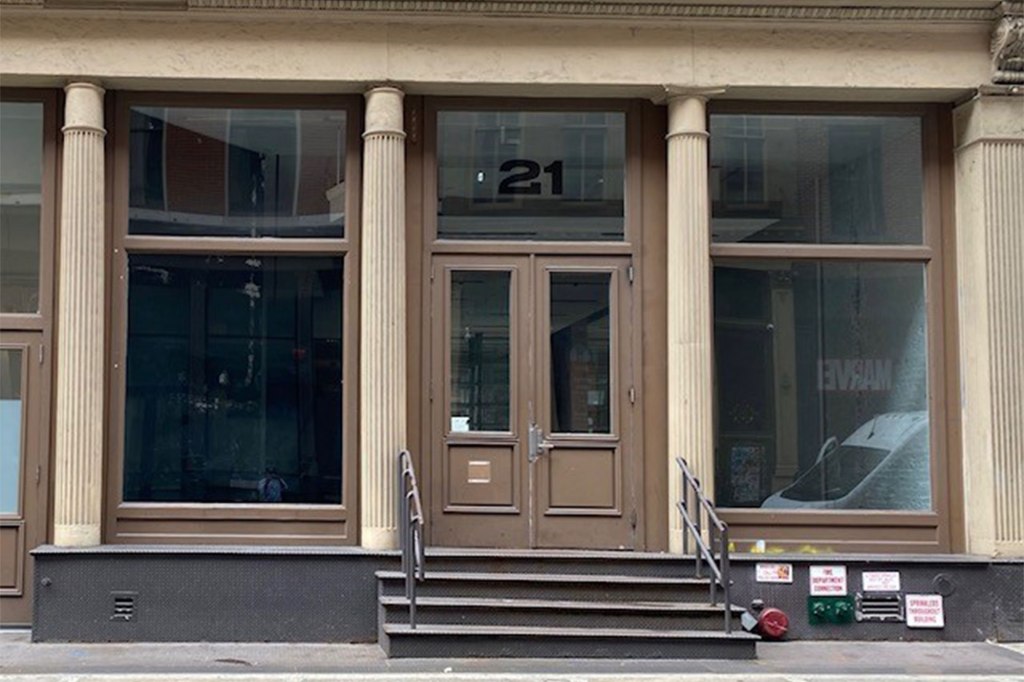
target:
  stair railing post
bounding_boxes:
[681,462,689,556]
[694,478,702,579]
[722,525,731,634]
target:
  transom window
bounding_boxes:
[437,110,626,241]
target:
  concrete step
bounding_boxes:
[380,623,758,659]
[379,595,741,630]
[421,548,712,578]
[376,570,721,602]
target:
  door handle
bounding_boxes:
[528,423,554,463]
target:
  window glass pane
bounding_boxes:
[1,102,43,313]
[450,271,511,432]
[710,115,923,244]
[713,261,930,510]
[550,272,611,433]
[438,111,625,241]
[128,107,346,238]
[0,349,24,514]
[123,255,344,503]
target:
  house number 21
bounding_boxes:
[498,159,564,195]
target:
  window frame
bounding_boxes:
[106,92,362,545]
[708,101,958,553]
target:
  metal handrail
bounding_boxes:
[675,456,732,634]
[397,449,426,629]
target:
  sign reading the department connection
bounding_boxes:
[906,595,945,628]
[809,565,848,596]
[756,563,794,584]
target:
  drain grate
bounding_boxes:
[110,592,137,622]
[855,592,904,622]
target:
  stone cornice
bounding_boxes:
[4,0,1001,24]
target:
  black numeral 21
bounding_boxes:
[497,159,564,195]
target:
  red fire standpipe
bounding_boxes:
[742,599,790,640]
[757,607,790,640]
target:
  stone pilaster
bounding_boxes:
[360,86,407,550]
[666,94,714,554]
[954,90,1024,557]
[53,82,106,547]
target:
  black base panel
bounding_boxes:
[32,548,394,643]
[728,558,1024,642]
[30,547,1024,644]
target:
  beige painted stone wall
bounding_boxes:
[954,92,1024,558]
[0,14,991,98]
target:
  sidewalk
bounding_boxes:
[1,630,1021,681]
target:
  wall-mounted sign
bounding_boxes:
[809,565,848,596]
[906,594,945,628]
[756,563,794,584]
[862,571,901,592]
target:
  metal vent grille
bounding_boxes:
[111,592,136,622]
[855,592,904,622]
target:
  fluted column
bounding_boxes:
[360,86,407,550]
[954,90,1024,557]
[666,94,714,554]
[53,82,106,547]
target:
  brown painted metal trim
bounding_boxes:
[122,236,350,254]
[937,104,965,554]
[639,100,668,552]
[710,244,933,261]
[105,90,362,545]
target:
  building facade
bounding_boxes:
[0,0,1022,643]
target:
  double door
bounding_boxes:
[428,255,639,549]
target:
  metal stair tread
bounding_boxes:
[379,595,742,612]
[375,570,712,584]
[382,623,759,640]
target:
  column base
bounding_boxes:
[53,524,100,548]
[669,529,685,555]
[361,526,398,551]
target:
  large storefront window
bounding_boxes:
[711,111,935,513]
[123,256,343,504]
[437,111,626,241]
[116,99,355,526]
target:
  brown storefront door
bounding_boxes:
[0,333,48,626]
[428,255,639,550]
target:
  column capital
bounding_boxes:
[62,81,106,136]
[364,85,406,139]
[653,85,727,105]
[954,90,1024,151]
[666,94,712,139]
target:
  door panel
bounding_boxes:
[430,257,530,548]
[0,335,46,626]
[534,261,635,549]
[428,256,637,549]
